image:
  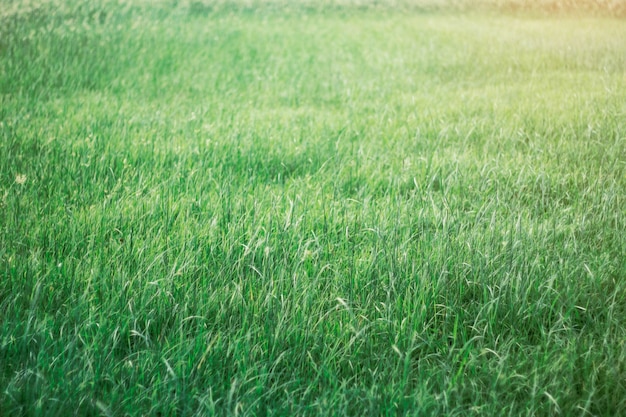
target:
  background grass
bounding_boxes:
[1,0,625,415]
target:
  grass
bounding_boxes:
[1,0,625,415]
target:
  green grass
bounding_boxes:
[1,1,625,415]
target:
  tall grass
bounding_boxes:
[1,1,625,415]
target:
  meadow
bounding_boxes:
[1,0,625,415]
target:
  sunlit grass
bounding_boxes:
[1,1,625,416]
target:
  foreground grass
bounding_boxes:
[1,1,625,415]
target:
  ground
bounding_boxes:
[1,1,625,415]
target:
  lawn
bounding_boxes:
[1,1,625,415]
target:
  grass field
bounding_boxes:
[1,0,625,415]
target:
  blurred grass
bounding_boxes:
[1,0,626,416]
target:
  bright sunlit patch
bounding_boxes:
[14,174,27,185]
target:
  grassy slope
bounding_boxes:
[1,2,625,416]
